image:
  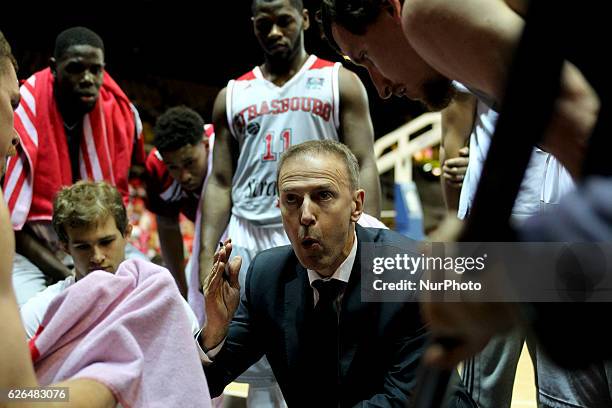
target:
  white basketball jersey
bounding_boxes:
[457,99,548,220]
[226,55,341,227]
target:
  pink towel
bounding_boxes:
[29,259,211,408]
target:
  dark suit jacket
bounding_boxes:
[205,225,474,407]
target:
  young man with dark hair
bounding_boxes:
[319,0,456,110]
[145,106,214,299]
[318,2,605,408]
[318,0,596,175]
[3,26,146,306]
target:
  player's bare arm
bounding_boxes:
[440,92,476,210]
[199,88,236,288]
[338,66,381,217]
[156,213,188,298]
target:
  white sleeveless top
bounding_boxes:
[226,55,341,227]
[454,84,547,221]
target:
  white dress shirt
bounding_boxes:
[199,230,358,363]
[307,230,357,308]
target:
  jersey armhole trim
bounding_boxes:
[332,62,341,130]
[226,79,238,141]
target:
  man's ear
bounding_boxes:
[50,57,57,77]
[124,224,133,238]
[302,8,310,31]
[386,0,402,22]
[202,137,210,152]
[351,189,365,222]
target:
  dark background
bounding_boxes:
[1,0,443,227]
[0,0,424,133]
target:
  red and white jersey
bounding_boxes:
[227,55,341,227]
[144,124,214,222]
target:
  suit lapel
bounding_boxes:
[283,226,376,379]
[284,260,313,372]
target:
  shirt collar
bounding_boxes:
[307,230,358,286]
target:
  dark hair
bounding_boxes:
[54,26,105,60]
[0,30,18,72]
[318,0,389,54]
[251,0,304,15]
[153,106,205,152]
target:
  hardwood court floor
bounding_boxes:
[512,344,538,408]
[222,344,538,407]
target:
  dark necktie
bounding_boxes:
[311,279,346,407]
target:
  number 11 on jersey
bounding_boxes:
[262,129,292,161]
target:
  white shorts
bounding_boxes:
[227,214,290,253]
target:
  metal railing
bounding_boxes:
[374,112,442,220]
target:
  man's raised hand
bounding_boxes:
[202,238,241,350]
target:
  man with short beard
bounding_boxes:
[318,1,603,408]
[3,26,145,306]
[318,0,596,175]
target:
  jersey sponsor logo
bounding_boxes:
[306,77,325,90]
[232,97,332,134]
[246,178,278,198]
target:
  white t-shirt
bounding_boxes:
[541,154,575,206]
[454,84,573,221]
[20,276,75,338]
[20,274,200,339]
